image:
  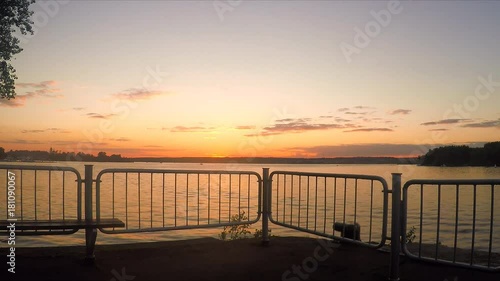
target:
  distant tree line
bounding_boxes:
[420,142,500,166]
[0,147,125,162]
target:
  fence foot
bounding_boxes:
[85,228,97,264]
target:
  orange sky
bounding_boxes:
[1,1,499,158]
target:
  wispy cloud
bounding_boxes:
[336,106,376,117]
[353,105,374,110]
[72,107,86,111]
[0,80,62,107]
[421,119,469,126]
[245,118,350,137]
[21,129,45,133]
[428,128,448,131]
[17,81,57,88]
[109,137,131,142]
[86,113,117,119]
[344,128,393,133]
[276,118,312,123]
[461,119,500,128]
[21,128,70,134]
[1,139,44,145]
[169,126,214,133]
[335,117,351,122]
[235,125,256,130]
[111,88,167,101]
[344,111,368,115]
[390,109,412,115]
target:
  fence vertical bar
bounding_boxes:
[262,168,270,246]
[389,173,402,281]
[84,164,97,264]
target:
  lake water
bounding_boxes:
[1,161,499,253]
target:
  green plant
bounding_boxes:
[218,211,252,241]
[253,228,272,239]
[406,226,417,244]
[218,211,276,241]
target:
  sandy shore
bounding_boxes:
[2,237,499,281]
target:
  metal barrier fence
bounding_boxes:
[1,163,499,277]
[95,168,262,233]
[0,165,82,235]
[402,179,500,272]
[268,170,389,248]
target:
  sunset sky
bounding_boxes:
[1,1,499,158]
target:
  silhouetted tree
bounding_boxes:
[1,0,35,99]
[0,147,6,159]
[97,151,107,161]
[484,141,500,166]
[421,142,500,166]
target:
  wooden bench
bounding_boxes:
[0,218,124,263]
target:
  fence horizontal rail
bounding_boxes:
[403,179,500,272]
[0,165,82,235]
[95,168,262,234]
[269,171,388,248]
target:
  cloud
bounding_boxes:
[319,115,334,119]
[428,128,448,131]
[169,126,214,133]
[21,129,45,133]
[245,118,351,137]
[275,118,295,123]
[420,119,469,126]
[353,105,374,110]
[0,80,62,107]
[0,96,27,107]
[390,109,412,115]
[334,117,351,122]
[21,128,70,134]
[235,125,256,130]
[111,88,167,101]
[17,81,57,88]
[72,107,86,111]
[344,111,368,115]
[86,113,117,119]
[276,118,312,123]
[344,128,393,133]
[338,108,349,112]
[461,119,500,128]
[1,139,44,145]
[109,137,131,142]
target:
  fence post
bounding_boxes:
[262,168,270,246]
[84,164,97,263]
[84,165,93,223]
[389,173,402,281]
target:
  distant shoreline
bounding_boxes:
[1,157,419,165]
